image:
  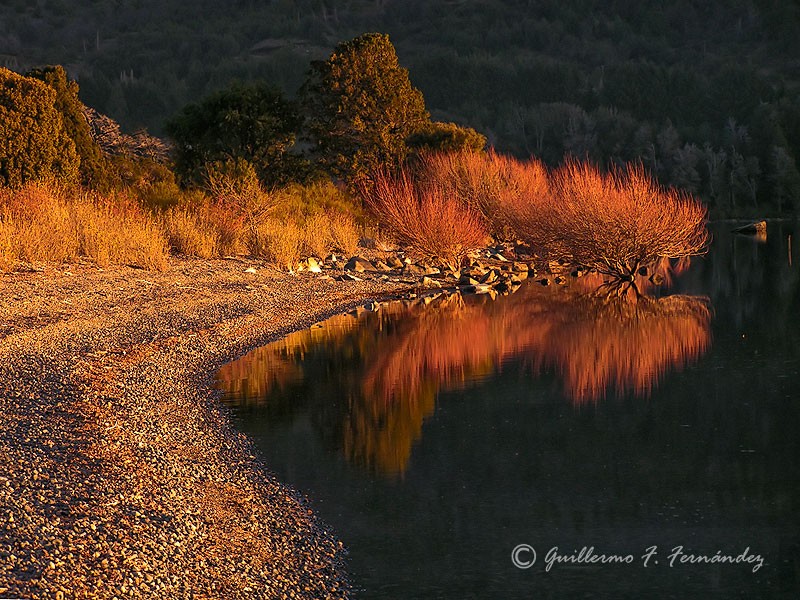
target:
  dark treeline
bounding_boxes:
[1,0,799,216]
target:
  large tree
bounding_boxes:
[26,65,113,189]
[300,33,429,185]
[0,67,79,188]
[165,82,305,188]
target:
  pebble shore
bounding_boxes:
[0,257,408,599]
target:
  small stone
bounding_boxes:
[307,257,322,273]
[372,260,392,272]
[403,263,428,276]
[512,261,529,273]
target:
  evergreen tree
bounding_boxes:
[0,67,79,188]
[26,65,113,189]
[300,33,429,184]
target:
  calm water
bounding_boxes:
[217,223,799,599]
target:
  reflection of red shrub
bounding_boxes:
[218,285,712,475]
[531,294,712,403]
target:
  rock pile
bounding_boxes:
[293,242,576,301]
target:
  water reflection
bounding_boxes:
[217,282,711,474]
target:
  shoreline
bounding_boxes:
[0,256,408,599]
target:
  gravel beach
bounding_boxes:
[0,257,408,599]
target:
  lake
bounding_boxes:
[216,222,799,598]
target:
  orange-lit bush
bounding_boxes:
[506,159,709,278]
[364,167,489,269]
[417,149,550,238]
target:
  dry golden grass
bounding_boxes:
[160,200,248,258]
[161,207,220,259]
[249,218,303,269]
[0,183,169,270]
[301,212,334,258]
[327,212,360,256]
[364,167,489,269]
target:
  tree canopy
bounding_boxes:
[300,33,429,184]
[0,67,79,188]
[165,82,306,188]
[26,65,112,189]
[406,121,487,156]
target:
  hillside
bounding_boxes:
[1,0,799,214]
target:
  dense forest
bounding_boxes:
[1,0,799,215]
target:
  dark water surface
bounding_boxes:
[217,223,799,599]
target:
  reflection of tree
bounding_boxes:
[217,284,711,474]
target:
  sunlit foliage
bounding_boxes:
[364,166,489,269]
[506,159,710,278]
[301,33,429,185]
[0,182,169,270]
[0,68,79,188]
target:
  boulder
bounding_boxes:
[372,260,393,272]
[480,270,499,284]
[733,220,767,234]
[403,263,428,276]
[493,281,509,293]
[441,269,459,280]
[512,261,530,273]
[386,255,404,269]
[344,256,374,272]
[419,263,441,276]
